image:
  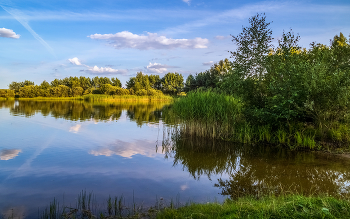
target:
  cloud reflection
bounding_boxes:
[89,140,161,158]
[0,149,21,160]
[69,124,81,133]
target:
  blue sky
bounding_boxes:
[0,0,349,88]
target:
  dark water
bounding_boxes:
[0,100,349,218]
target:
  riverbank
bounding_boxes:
[37,194,350,219]
[157,195,350,219]
[171,91,350,152]
[0,94,173,102]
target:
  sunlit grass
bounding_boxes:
[170,90,350,150]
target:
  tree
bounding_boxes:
[111,77,122,88]
[40,80,51,90]
[222,13,273,110]
[8,82,22,92]
[230,13,273,79]
[148,75,161,90]
[161,72,184,95]
[184,74,196,92]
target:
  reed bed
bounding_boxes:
[15,94,173,102]
[82,94,173,102]
[171,91,350,150]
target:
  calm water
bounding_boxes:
[0,100,349,218]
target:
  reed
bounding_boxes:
[83,94,173,102]
[37,191,350,219]
[170,90,350,150]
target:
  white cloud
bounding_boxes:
[203,61,214,66]
[88,31,209,50]
[0,28,20,39]
[0,5,55,56]
[215,35,226,40]
[0,149,21,160]
[146,62,169,74]
[68,57,82,66]
[87,66,120,73]
[183,0,191,5]
[69,124,81,133]
[67,57,127,75]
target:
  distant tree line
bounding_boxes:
[7,72,185,98]
[184,58,232,92]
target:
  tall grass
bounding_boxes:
[170,91,350,150]
[172,90,243,124]
[157,195,350,219]
[16,94,173,102]
[37,192,350,219]
[83,94,173,102]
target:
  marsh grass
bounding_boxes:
[157,194,350,219]
[83,94,172,102]
[171,91,350,150]
[37,190,350,219]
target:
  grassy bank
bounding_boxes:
[36,193,350,219]
[16,94,173,102]
[171,91,350,150]
[158,195,350,219]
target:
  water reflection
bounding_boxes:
[0,100,169,124]
[163,133,350,199]
[89,139,161,158]
[0,149,22,160]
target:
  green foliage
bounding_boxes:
[157,195,350,219]
[9,80,35,92]
[219,13,350,128]
[173,90,243,124]
[185,59,232,92]
[111,77,122,87]
[0,89,15,98]
[161,72,184,95]
[71,87,84,97]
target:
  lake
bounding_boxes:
[0,100,349,218]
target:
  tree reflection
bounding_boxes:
[163,132,350,199]
[1,100,169,124]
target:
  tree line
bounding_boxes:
[5,72,184,98]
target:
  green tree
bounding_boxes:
[111,77,122,88]
[222,13,273,111]
[40,80,51,90]
[161,72,184,95]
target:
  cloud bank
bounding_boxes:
[146,62,170,74]
[88,31,209,50]
[68,57,127,75]
[0,28,20,39]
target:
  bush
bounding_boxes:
[0,89,15,98]
[135,89,148,96]
[71,87,84,97]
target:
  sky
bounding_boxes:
[0,0,349,88]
